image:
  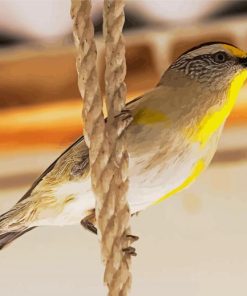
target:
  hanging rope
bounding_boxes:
[71,1,134,295]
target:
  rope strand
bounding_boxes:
[71,1,133,295]
[101,0,132,294]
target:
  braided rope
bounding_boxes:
[71,1,133,295]
[101,0,132,295]
[70,0,105,161]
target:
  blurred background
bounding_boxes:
[1,0,247,295]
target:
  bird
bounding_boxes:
[0,41,247,250]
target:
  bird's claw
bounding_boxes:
[126,234,139,243]
[122,234,139,256]
[122,246,137,256]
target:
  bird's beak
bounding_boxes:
[239,56,247,68]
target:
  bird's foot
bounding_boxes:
[122,246,137,256]
[81,220,97,235]
[126,234,139,243]
[81,213,139,256]
[81,212,97,235]
[122,234,139,256]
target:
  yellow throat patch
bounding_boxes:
[188,69,247,147]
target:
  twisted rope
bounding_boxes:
[101,1,133,295]
[70,0,105,162]
[71,1,133,295]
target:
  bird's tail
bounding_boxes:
[0,228,35,250]
[0,200,37,250]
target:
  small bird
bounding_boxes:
[1,42,247,249]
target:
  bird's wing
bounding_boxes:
[19,136,84,202]
[18,96,143,203]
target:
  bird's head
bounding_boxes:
[165,42,247,92]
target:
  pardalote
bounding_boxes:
[0,42,247,249]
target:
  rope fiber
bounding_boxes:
[71,0,135,295]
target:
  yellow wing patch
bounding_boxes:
[223,44,247,58]
[133,107,168,125]
[154,159,205,205]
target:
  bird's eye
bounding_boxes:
[213,52,227,63]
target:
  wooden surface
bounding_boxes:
[1,20,247,152]
[1,91,247,151]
